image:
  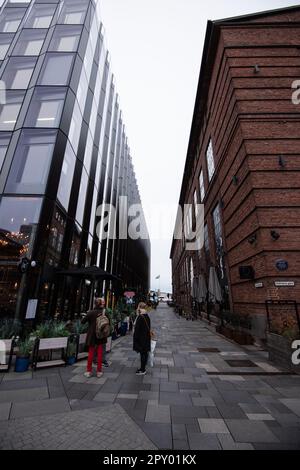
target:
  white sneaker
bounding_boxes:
[84,371,92,378]
[97,372,103,378]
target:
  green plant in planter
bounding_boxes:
[34,320,69,338]
[72,320,88,335]
[282,327,300,342]
[17,337,34,358]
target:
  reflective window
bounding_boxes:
[0,8,26,33]
[57,141,76,210]
[75,168,88,226]
[0,133,11,171]
[1,57,36,89]
[25,4,56,29]
[68,98,81,154]
[89,185,97,236]
[83,130,93,174]
[25,87,66,128]
[76,68,88,113]
[39,53,74,85]
[0,91,25,130]
[0,196,42,256]
[5,130,56,194]
[49,25,82,52]
[194,189,198,219]
[206,139,215,182]
[213,204,222,252]
[12,29,46,56]
[0,34,14,60]
[58,0,89,25]
[199,170,205,202]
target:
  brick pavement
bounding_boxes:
[0,304,300,450]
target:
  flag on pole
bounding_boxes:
[155,275,160,279]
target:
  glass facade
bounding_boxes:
[0,0,150,322]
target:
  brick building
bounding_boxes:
[170,6,300,339]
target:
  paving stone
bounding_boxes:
[138,422,172,449]
[246,413,275,421]
[191,397,215,407]
[216,403,248,420]
[279,399,300,417]
[145,403,171,424]
[159,391,192,406]
[159,382,179,392]
[0,387,49,403]
[170,405,208,419]
[10,397,71,419]
[217,434,254,450]
[172,423,187,441]
[188,432,221,450]
[0,402,11,420]
[226,419,280,443]
[173,439,190,450]
[93,392,117,403]
[220,390,257,405]
[198,418,229,434]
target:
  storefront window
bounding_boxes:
[0,196,42,257]
[5,130,57,194]
[25,87,66,128]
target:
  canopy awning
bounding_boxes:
[57,266,121,282]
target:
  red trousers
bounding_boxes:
[87,345,103,373]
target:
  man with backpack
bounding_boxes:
[81,297,110,378]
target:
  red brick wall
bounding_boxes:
[171,9,300,320]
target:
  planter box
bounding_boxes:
[32,337,69,370]
[0,339,14,372]
[267,332,300,374]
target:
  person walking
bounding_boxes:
[133,302,151,375]
[81,297,108,378]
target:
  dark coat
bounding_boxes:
[81,308,108,347]
[133,313,151,353]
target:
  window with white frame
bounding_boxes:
[199,169,205,202]
[206,139,215,181]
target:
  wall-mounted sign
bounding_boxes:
[276,260,289,271]
[25,299,38,320]
[274,281,295,287]
[255,282,263,288]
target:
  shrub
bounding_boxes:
[0,318,22,339]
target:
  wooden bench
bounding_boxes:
[32,337,69,370]
[0,339,14,372]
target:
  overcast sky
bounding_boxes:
[100,0,297,293]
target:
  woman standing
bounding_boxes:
[81,297,107,378]
[133,302,151,375]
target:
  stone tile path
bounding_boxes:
[0,304,300,450]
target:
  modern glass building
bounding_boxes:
[0,0,151,322]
